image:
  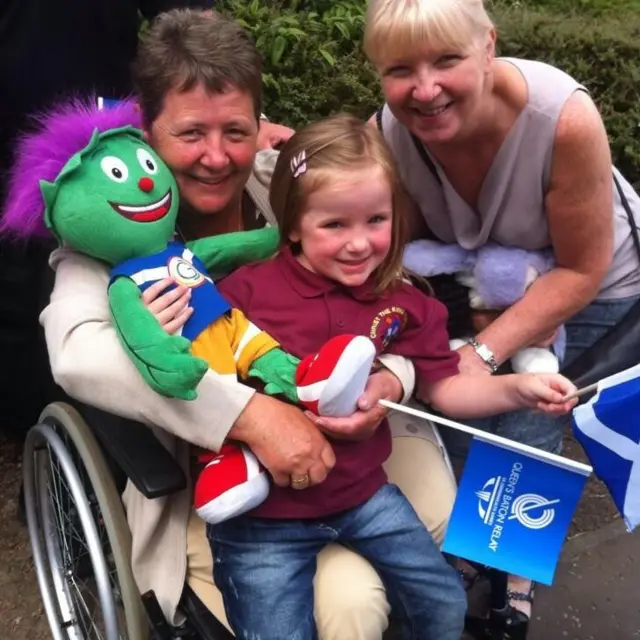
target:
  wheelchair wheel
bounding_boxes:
[23,402,148,640]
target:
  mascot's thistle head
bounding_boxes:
[1,99,179,265]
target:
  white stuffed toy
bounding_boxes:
[403,240,565,374]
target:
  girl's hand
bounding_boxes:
[306,368,403,441]
[141,277,193,334]
[514,373,578,415]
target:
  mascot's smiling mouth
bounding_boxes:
[109,190,172,222]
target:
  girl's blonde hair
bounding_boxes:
[270,113,407,294]
[364,0,494,68]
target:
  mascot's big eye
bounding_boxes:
[137,148,158,175]
[100,157,129,183]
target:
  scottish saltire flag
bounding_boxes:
[442,436,590,585]
[572,363,640,531]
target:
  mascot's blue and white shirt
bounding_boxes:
[110,241,230,342]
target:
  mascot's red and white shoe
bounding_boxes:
[194,334,376,525]
[296,334,377,417]
[194,443,268,525]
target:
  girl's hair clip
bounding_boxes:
[290,150,307,178]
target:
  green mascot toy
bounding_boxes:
[1,99,376,523]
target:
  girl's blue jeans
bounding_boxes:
[207,483,466,640]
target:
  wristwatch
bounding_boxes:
[467,338,499,373]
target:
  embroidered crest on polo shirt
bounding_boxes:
[369,306,408,349]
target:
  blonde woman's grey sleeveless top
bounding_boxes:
[381,57,640,300]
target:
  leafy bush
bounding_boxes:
[216,0,640,189]
[225,0,365,68]
[494,0,640,18]
[494,5,640,188]
[217,0,378,123]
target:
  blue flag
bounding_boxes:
[442,437,590,585]
[97,97,130,110]
[572,363,640,531]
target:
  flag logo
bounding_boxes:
[380,400,591,585]
[476,476,503,524]
[474,463,559,538]
[511,494,559,529]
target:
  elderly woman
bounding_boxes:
[364,0,640,625]
[40,9,457,638]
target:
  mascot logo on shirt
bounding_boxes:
[369,307,408,348]
[168,256,207,288]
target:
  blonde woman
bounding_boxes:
[364,0,640,627]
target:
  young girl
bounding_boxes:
[205,115,577,640]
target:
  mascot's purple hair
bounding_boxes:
[1,98,141,240]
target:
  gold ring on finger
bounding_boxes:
[290,473,310,488]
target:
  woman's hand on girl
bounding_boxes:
[513,373,578,415]
[306,368,403,440]
[141,277,193,334]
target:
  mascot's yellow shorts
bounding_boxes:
[190,308,279,379]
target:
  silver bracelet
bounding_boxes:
[467,338,499,373]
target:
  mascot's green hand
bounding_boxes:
[109,278,209,400]
[128,335,209,401]
[188,227,280,275]
[249,348,300,403]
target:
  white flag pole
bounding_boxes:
[379,399,593,475]
[561,382,599,402]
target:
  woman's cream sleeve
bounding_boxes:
[40,247,255,452]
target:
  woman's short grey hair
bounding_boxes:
[132,9,262,126]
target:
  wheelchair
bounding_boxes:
[22,399,233,640]
[21,295,639,640]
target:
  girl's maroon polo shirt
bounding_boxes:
[217,248,459,519]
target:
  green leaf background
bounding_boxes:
[214,0,640,189]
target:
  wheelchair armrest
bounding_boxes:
[560,298,640,391]
[76,403,187,499]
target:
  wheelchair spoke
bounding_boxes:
[48,449,74,570]
[34,426,129,640]
[67,572,109,639]
[48,456,96,582]
[38,451,83,639]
